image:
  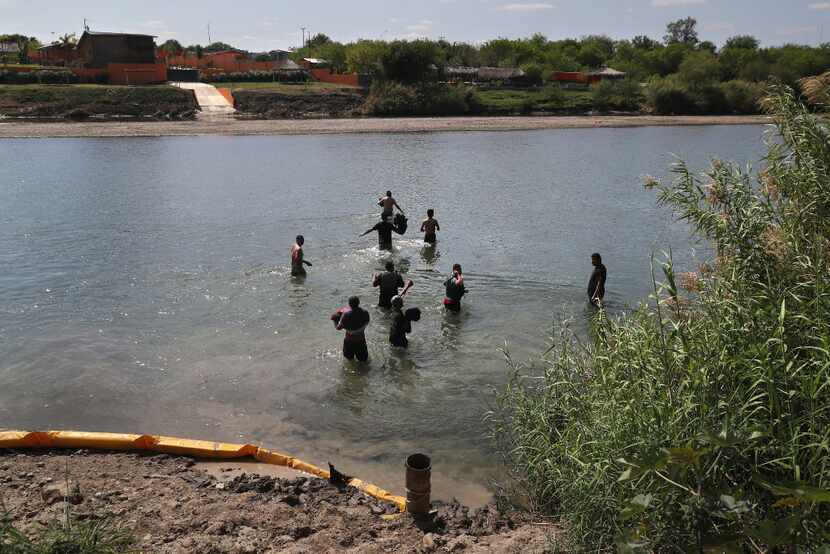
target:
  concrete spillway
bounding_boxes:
[171,82,236,119]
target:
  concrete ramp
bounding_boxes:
[171,82,235,119]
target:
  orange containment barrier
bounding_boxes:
[0,430,407,512]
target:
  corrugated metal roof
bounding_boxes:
[587,67,626,77]
[82,31,156,39]
[445,66,479,75]
[477,67,525,80]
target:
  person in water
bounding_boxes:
[361,215,399,250]
[373,261,412,308]
[420,209,440,244]
[378,190,404,219]
[588,252,607,305]
[443,263,466,312]
[332,296,371,362]
[290,235,312,276]
[389,295,420,348]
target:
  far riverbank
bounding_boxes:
[0,114,770,138]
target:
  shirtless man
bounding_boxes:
[378,190,404,219]
[290,235,312,276]
[420,209,440,244]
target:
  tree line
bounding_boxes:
[162,18,830,88]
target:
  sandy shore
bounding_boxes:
[0,114,771,138]
[0,449,553,553]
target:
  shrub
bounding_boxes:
[491,83,830,551]
[720,79,764,114]
[520,63,544,86]
[204,70,308,83]
[380,40,441,84]
[363,81,480,116]
[0,69,79,85]
[645,76,698,114]
[591,78,643,111]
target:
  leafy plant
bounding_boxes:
[490,80,830,551]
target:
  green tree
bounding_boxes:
[480,38,516,67]
[724,35,759,50]
[204,42,236,53]
[306,33,331,49]
[316,42,347,73]
[159,39,183,55]
[520,62,544,85]
[697,40,717,54]
[664,17,699,45]
[632,35,660,50]
[445,42,480,66]
[678,50,721,87]
[577,43,606,68]
[345,40,388,74]
[58,33,77,48]
[381,40,441,83]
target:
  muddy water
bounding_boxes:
[0,126,767,505]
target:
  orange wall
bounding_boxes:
[164,53,280,73]
[309,68,361,87]
[72,67,108,82]
[217,87,234,104]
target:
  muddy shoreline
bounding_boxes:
[0,449,553,553]
[0,114,771,138]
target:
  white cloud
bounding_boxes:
[808,2,830,9]
[495,3,555,12]
[776,25,817,36]
[651,0,705,6]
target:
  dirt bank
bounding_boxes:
[0,449,554,553]
[0,114,770,138]
[233,90,366,119]
[0,85,198,120]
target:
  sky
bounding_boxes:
[2,0,829,51]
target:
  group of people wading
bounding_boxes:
[291,190,606,363]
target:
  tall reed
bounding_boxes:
[490,81,830,551]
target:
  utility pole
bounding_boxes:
[208,22,212,45]
[301,27,307,49]
[83,18,90,32]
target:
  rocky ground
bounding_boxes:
[0,85,198,119]
[0,449,555,553]
[232,90,366,119]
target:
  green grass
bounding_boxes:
[478,86,593,113]
[221,81,362,94]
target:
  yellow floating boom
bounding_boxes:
[0,430,407,511]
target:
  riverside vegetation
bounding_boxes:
[148,17,830,117]
[490,75,830,551]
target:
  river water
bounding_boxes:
[0,125,769,505]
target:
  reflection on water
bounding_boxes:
[0,127,766,505]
